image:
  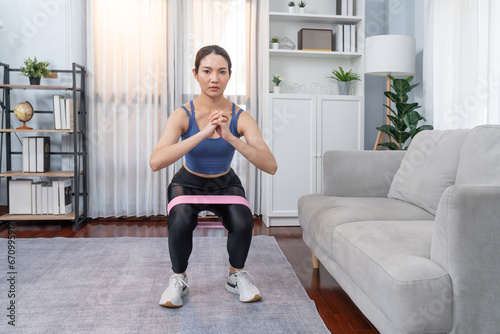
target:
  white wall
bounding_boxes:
[0,0,86,205]
[364,0,425,149]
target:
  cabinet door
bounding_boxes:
[316,96,364,192]
[268,95,316,222]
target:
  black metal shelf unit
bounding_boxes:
[0,62,88,229]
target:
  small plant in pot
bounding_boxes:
[271,37,280,49]
[19,56,51,85]
[376,76,434,150]
[288,1,296,13]
[298,1,307,13]
[328,67,360,95]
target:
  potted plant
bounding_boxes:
[272,74,283,93]
[18,56,51,85]
[376,76,434,150]
[298,1,307,13]
[271,37,280,50]
[288,1,295,13]
[328,67,360,95]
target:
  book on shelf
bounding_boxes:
[65,98,74,131]
[53,95,64,130]
[22,137,29,172]
[337,0,354,16]
[53,95,77,130]
[334,25,343,52]
[9,179,33,214]
[350,25,356,52]
[58,178,73,215]
[22,136,50,172]
[8,178,71,215]
[343,25,351,52]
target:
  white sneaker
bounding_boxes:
[225,270,262,303]
[159,274,189,308]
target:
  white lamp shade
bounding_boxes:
[365,35,415,76]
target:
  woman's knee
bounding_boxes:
[167,205,198,233]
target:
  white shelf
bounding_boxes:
[269,49,361,58]
[269,12,362,24]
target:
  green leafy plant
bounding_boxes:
[271,37,280,43]
[376,76,433,150]
[273,74,283,86]
[18,56,51,78]
[298,1,307,7]
[288,1,295,6]
[328,67,360,82]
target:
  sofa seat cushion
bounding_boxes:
[333,220,452,334]
[298,194,435,257]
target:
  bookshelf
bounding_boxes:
[261,0,365,226]
[0,62,88,228]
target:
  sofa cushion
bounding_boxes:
[332,220,452,333]
[388,129,470,215]
[456,125,500,185]
[298,194,435,257]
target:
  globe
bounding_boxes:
[14,101,34,129]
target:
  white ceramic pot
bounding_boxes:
[272,43,279,50]
[298,7,306,14]
[273,86,280,93]
[288,6,295,14]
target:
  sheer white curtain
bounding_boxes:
[87,0,261,217]
[423,0,500,129]
[87,0,169,217]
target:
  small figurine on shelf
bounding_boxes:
[298,1,307,13]
[288,1,296,13]
[273,74,283,93]
[18,56,51,85]
[271,37,280,50]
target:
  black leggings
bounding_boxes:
[167,167,254,274]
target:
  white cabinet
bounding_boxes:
[262,94,364,227]
[260,0,365,226]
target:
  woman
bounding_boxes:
[150,45,277,308]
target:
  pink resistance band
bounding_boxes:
[167,195,251,215]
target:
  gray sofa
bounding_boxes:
[298,125,500,334]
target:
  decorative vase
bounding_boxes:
[288,6,295,13]
[273,86,280,93]
[29,77,41,85]
[337,82,351,95]
[272,43,279,50]
[298,7,306,14]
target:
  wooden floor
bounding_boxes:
[0,216,380,334]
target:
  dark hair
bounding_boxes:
[194,45,232,75]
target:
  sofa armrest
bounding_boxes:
[323,150,405,197]
[431,185,500,332]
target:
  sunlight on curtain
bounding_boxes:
[424,0,500,129]
[87,0,168,217]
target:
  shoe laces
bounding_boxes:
[233,270,255,287]
[170,274,189,289]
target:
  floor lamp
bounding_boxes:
[365,35,416,150]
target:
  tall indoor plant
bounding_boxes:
[376,76,433,150]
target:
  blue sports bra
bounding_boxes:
[181,100,243,175]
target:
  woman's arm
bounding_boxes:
[149,108,220,171]
[219,111,277,175]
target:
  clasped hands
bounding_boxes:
[203,110,233,140]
